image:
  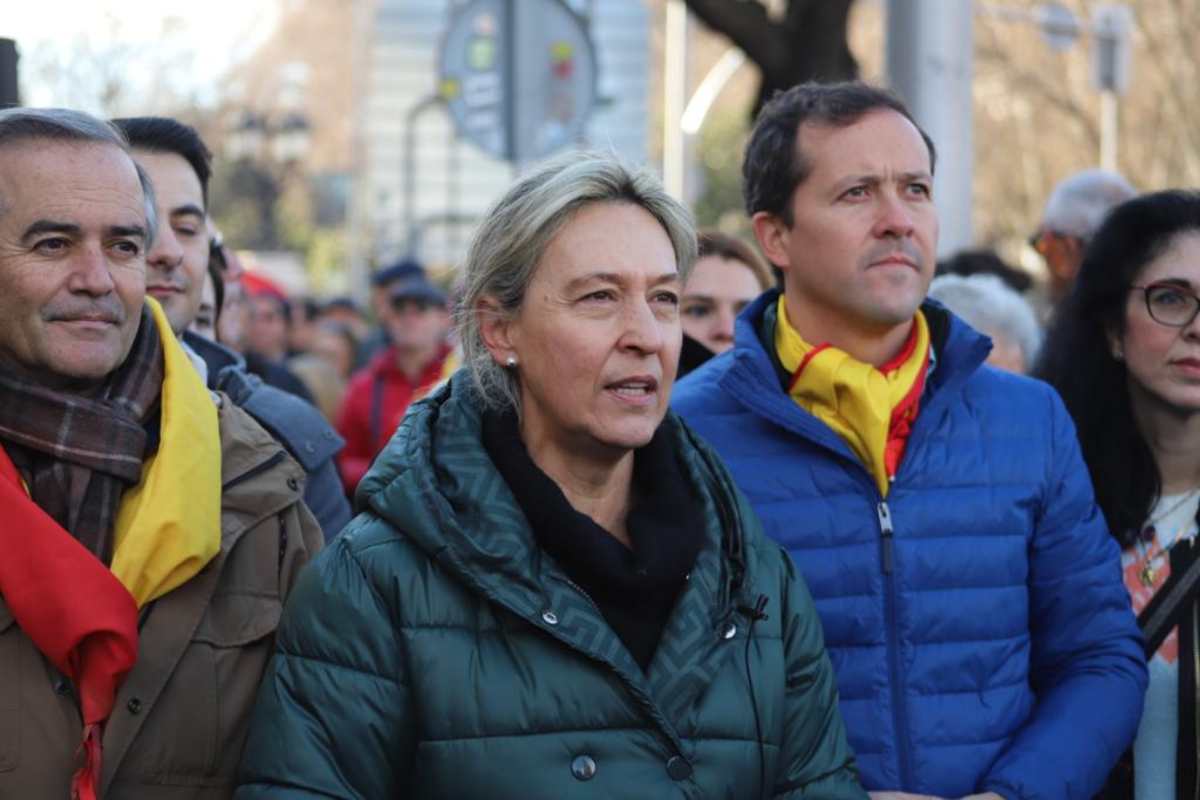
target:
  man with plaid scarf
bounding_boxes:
[0,107,322,799]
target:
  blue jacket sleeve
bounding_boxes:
[235,530,411,799]
[981,389,1147,800]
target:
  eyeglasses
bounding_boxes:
[1131,282,1200,327]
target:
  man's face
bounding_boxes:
[0,140,148,390]
[217,278,249,351]
[755,109,937,343]
[385,296,448,354]
[248,294,289,361]
[133,149,207,336]
[1030,227,1084,301]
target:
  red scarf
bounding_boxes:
[0,445,138,800]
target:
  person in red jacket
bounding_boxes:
[336,275,456,494]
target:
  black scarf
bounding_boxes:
[0,306,163,563]
[482,409,704,670]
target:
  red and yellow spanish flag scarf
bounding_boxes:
[775,295,930,497]
[0,298,221,799]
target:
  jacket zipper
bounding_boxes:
[878,499,913,790]
[877,502,895,574]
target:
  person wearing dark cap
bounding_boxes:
[334,273,458,495]
[359,258,426,361]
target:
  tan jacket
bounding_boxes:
[0,395,323,799]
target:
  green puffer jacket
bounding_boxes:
[235,373,866,799]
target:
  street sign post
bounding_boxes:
[438,0,598,165]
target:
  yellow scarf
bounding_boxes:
[775,295,930,497]
[110,298,222,606]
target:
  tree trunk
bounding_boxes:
[682,0,859,117]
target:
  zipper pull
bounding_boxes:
[877,502,895,574]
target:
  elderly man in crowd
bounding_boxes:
[0,107,321,799]
[927,272,1042,374]
[112,116,350,541]
[1032,168,1136,309]
[674,81,1146,799]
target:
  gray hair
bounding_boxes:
[455,150,697,413]
[929,273,1042,368]
[0,107,157,244]
[1041,168,1136,242]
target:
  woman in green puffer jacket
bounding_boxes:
[234,152,866,800]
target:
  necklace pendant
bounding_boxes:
[1140,561,1158,588]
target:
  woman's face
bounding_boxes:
[312,327,355,379]
[1119,232,1200,413]
[681,255,763,354]
[188,271,218,341]
[499,201,681,456]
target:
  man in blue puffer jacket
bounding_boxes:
[673,81,1147,799]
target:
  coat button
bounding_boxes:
[126,697,143,714]
[542,610,559,625]
[570,754,597,781]
[666,754,692,780]
[287,477,299,491]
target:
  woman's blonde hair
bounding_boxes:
[455,151,697,412]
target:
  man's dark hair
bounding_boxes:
[742,81,937,225]
[112,116,213,207]
[937,248,1033,294]
[1036,190,1200,546]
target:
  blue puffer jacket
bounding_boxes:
[673,291,1147,799]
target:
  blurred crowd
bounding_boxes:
[0,78,1194,800]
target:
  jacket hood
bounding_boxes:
[182,331,246,377]
[357,370,760,622]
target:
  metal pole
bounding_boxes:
[662,0,688,200]
[502,0,518,165]
[886,0,974,257]
[402,95,443,257]
[346,1,372,303]
[1099,90,1118,171]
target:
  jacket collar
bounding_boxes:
[181,331,247,388]
[717,289,993,473]
[360,371,762,744]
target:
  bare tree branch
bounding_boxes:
[682,0,858,116]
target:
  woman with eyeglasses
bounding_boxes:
[1037,190,1200,799]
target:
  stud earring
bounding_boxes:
[505,355,518,368]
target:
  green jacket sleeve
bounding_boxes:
[235,531,412,799]
[771,549,869,800]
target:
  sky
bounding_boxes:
[2,1,282,112]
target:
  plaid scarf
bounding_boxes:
[0,305,163,563]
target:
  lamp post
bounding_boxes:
[222,109,313,250]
